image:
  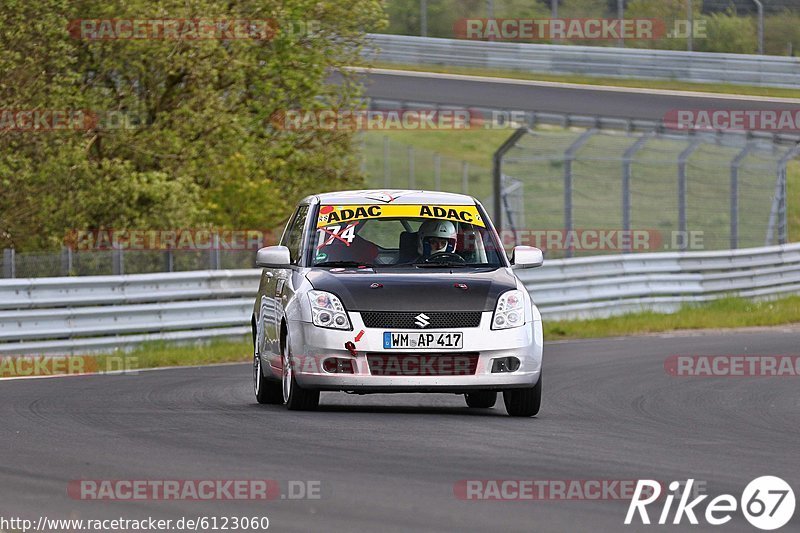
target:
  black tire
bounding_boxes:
[503,374,542,417]
[285,371,320,411]
[465,391,497,408]
[254,342,282,405]
[281,332,319,411]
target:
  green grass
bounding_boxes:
[72,296,800,373]
[369,62,800,100]
[92,337,251,373]
[544,296,800,340]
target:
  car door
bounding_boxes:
[267,204,309,367]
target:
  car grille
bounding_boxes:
[367,353,480,376]
[360,311,482,329]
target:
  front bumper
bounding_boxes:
[281,311,543,392]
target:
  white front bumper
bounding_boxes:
[278,311,543,392]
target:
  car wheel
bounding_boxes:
[503,374,542,417]
[253,329,282,405]
[464,391,497,408]
[282,338,319,411]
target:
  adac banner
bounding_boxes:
[316,204,485,228]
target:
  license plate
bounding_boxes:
[383,331,463,350]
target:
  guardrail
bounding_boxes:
[364,34,800,89]
[1,243,799,354]
[0,270,258,354]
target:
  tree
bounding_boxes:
[0,0,385,251]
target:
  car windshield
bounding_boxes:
[311,204,505,268]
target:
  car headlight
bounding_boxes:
[309,290,352,330]
[492,289,525,330]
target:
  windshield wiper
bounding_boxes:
[315,261,374,268]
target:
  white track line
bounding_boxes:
[348,66,800,104]
[0,361,248,381]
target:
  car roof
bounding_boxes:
[304,189,478,205]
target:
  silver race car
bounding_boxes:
[251,190,544,416]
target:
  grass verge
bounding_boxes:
[93,337,252,373]
[544,296,800,340]
[368,62,800,99]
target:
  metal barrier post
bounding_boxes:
[60,247,73,276]
[3,248,14,278]
[563,129,597,258]
[622,133,652,253]
[492,127,529,230]
[677,137,703,251]
[112,248,124,275]
[768,144,800,245]
[730,143,753,249]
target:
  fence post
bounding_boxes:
[408,146,415,188]
[492,127,529,230]
[730,143,753,249]
[3,248,15,278]
[209,233,221,270]
[563,129,597,258]
[163,249,174,272]
[112,248,124,275]
[622,133,651,253]
[780,167,788,244]
[60,246,74,276]
[766,144,800,246]
[383,135,390,188]
[677,137,703,251]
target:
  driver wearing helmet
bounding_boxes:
[416,219,458,260]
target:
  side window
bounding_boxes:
[281,205,309,265]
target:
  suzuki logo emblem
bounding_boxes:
[414,313,430,328]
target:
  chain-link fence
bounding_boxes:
[359,132,525,230]
[497,123,797,257]
[359,102,799,259]
[1,247,257,278]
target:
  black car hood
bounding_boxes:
[305,268,518,311]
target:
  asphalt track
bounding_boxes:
[356,69,800,121]
[2,329,799,532]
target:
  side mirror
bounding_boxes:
[511,246,543,269]
[255,246,291,268]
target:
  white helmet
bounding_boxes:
[417,220,457,256]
